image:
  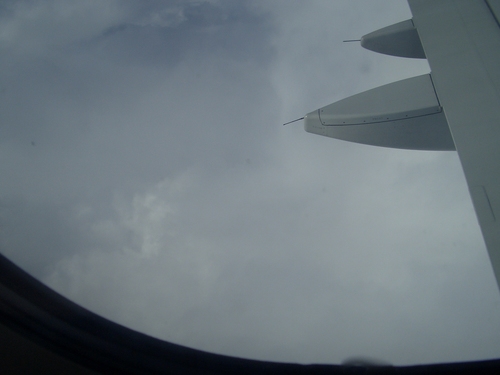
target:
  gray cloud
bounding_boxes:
[1,0,500,366]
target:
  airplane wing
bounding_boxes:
[304,0,500,290]
[2,2,500,374]
[407,1,500,288]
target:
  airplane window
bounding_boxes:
[1,0,500,366]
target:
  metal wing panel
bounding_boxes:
[408,0,500,288]
[304,74,455,150]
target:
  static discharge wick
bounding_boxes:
[283,117,305,126]
[343,39,361,42]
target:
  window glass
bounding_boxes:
[1,0,499,365]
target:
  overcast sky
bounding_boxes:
[1,0,500,366]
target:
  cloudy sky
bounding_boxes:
[1,0,500,366]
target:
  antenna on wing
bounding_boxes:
[283,117,304,126]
